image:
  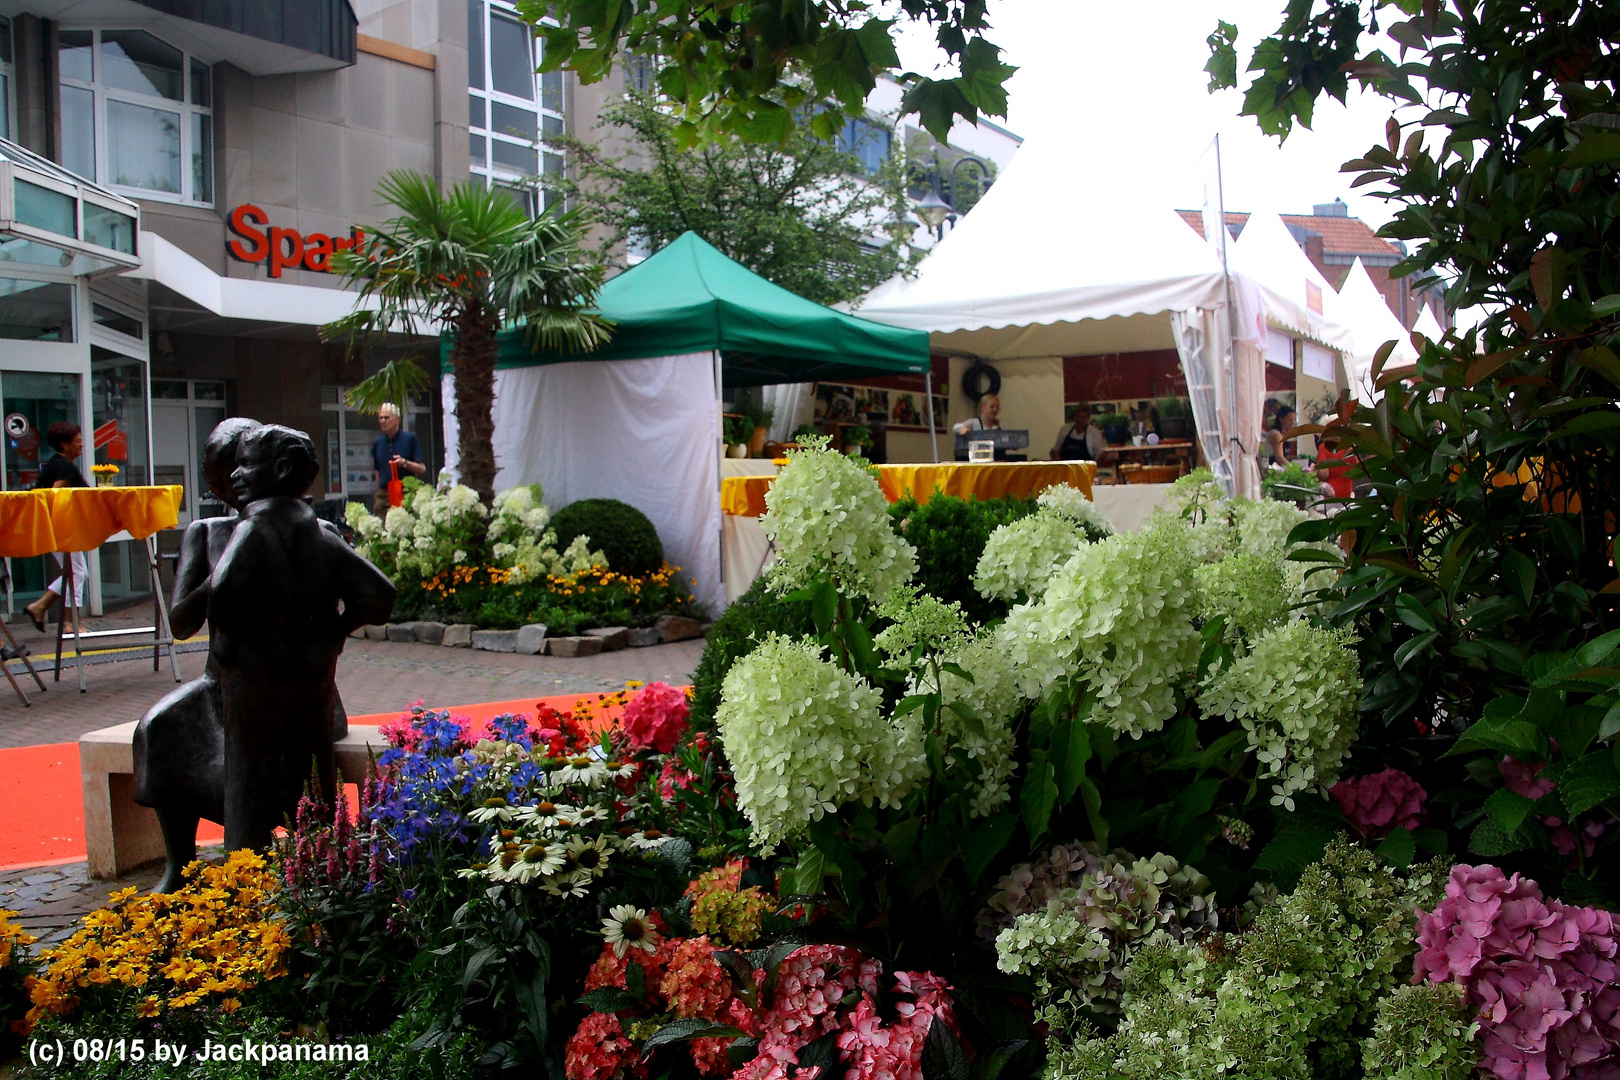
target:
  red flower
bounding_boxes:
[565,1012,645,1080]
[622,682,691,754]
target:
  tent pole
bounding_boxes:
[923,369,939,463]
[714,351,725,590]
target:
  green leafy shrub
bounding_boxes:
[1047,840,1454,1080]
[550,497,665,576]
[689,575,813,733]
[888,493,1038,623]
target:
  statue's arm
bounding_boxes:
[333,544,397,634]
[169,521,215,639]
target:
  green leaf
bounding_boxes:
[962,814,1017,884]
[1566,131,1620,168]
[1392,593,1438,631]
[642,1019,747,1049]
[783,845,828,898]
[1021,752,1058,843]
[893,694,931,719]
[1559,752,1620,816]
[1592,294,1620,317]
[1076,775,1109,849]
[1469,818,1532,856]
[811,578,837,636]
[1394,630,1439,669]
[577,987,641,1013]
[1483,788,1536,835]
[1413,827,1449,855]
[1446,715,1550,760]
[922,1015,971,1080]
[1375,826,1416,868]
[1204,20,1239,91]
[1053,720,1092,803]
[1551,411,1620,439]
[1255,823,1335,890]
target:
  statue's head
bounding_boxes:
[203,417,263,511]
[232,424,319,503]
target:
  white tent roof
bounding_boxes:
[1338,258,1419,404]
[1227,211,1354,352]
[851,138,1227,357]
[1412,304,1445,343]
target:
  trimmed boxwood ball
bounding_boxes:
[550,498,665,576]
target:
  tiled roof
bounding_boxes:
[1175,209,1400,259]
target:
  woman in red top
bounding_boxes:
[1315,430,1357,500]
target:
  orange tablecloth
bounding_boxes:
[0,485,182,557]
[720,461,1097,518]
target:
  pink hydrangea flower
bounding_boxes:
[837,971,960,1080]
[1413,863,1620,1080]
[1500,756,1557,801]
[1328,767,1428,838]
[622,682,691,754]
[565,1011,645,1080]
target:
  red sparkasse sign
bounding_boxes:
[225,204,365,278]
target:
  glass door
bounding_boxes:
[149,378,227,524]
[91,347,153,600]
[1,370,83,599]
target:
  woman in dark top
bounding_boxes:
[25,422,89,631]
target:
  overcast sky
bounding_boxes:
[893,0,1414,228]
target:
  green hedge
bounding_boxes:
[550,498,665,576]
[689,576,814,733]
[888,493,1039,623]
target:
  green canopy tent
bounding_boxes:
[463,230,931,387]
[439,233,932,617]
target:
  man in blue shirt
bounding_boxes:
[372,403,426,513]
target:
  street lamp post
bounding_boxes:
[910,150,991,241]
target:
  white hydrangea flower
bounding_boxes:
[761,436,917,601]
[716,634,926,846]
[1036,484,1115,538]
[1197,621,1361,809]
[384,506,415,539]
[997,519,1201,738]
[975,511,1091,602]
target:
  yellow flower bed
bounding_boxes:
[24,851,289,1031]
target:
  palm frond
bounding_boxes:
[344,358,435,414]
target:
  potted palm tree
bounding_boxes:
[322,171,610,505]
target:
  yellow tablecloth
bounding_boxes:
[720,461,1097,518]
[0,485,183,557]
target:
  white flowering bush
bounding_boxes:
[1198,621,1361,808]
[761,435,917,601]
[347,476,488,580]
[1036,484,1115,539]
[974,511,1092,603]
[715,633,925,847]
[486,484,605,584]
[908,628,1021,817]
[997,519,1202,738]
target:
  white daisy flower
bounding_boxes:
[602,905,661,957]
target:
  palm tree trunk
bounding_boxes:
[452,301,500,504]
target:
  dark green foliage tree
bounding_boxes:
[889,493,1039,623]
[1213,0,1620,898]
[551,93,915,306]
[550,497,665,577]
[522,0,1015,144]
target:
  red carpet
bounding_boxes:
[0,691,630,872]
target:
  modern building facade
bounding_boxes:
[0,0,622,613]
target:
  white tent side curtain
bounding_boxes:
[441,352,725,617]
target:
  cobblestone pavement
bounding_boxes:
[0,858,174,946]
[0,634,705,750]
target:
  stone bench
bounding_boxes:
[79,722,391,880]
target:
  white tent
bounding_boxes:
[1337,258,1419,404]
[853,139,1353,496]
[1412,305,1446,344]
[1226,211,1355,357]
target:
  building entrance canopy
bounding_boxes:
[0,138,140,277]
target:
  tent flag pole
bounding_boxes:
[923,368,939,463]
[714,350,725,588]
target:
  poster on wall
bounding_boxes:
[814,383,945,431]
[343,431,378,495]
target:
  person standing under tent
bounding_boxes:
[24,422,89,634]
[1050,410,1105,461]
[371,402,426,514]
[953,394,1003,435]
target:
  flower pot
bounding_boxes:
[1104,423,1130,445]
[95,474,117,487]
[748,425,768,457]
[1157,416,1189,440]
[727,444,748,458]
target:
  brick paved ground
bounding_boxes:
[0,858,172,946]
[0,634,705,749]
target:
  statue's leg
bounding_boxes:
[152,808,199,894]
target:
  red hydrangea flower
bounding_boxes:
[565,1011,645,1080]
[622,682,691,754]
[1328,767,1428,838]
[660,936,735,1020]
[838,971,960,1080]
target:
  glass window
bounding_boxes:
[2,371,81,495]
[469,2,564,210]
[101,30,183,100]
[0,278,76,342]
[14,180,76,238]
[0,15,11,140]
[107,99,182,193]
[194,381,226,401]
[92,302,142,337]
[837,117,891,175]
[60,85,96,180]
[58,29,214,205]
[151,379,187,399]
[489,12,533,99]
[83,203,136,254]
[59,30,93,81]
